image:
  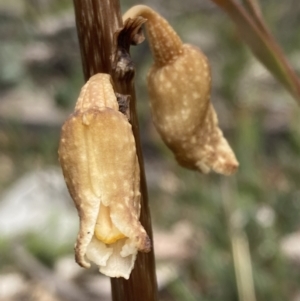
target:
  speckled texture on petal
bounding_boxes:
[58,74,150,274]
[124,6,239,175]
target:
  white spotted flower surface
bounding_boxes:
[58,73,150,279]
[123,6,239,175]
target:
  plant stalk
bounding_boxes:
[73,0,158,300]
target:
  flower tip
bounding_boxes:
[223,160,239,176]
[135,232,151,252]
[75,252,91,269]
[209,153,239,176]
[143,235,151,253]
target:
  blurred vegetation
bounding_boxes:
[0,0,300,301]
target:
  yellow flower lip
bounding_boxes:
[94,203,126,244]
[95,231,125,244]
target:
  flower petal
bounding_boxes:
[120,238,137,257]
[99,238,138,280]
[86,237,113,266]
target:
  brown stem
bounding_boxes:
[73,0,158,300]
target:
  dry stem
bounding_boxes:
[73,0,158,300]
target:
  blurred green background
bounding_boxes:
[0,0,300,301]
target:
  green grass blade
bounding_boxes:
[210,0,300,104]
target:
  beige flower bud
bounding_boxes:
[58,73,150,279]
[123,6,239,175]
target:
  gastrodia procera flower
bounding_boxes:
[123,6,239,175]
[58,73,150,279]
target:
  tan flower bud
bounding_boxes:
[123,6,239,175]
[58,73,150,279]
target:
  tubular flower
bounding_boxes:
[123,6,239,175]
[58,73,150,279]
